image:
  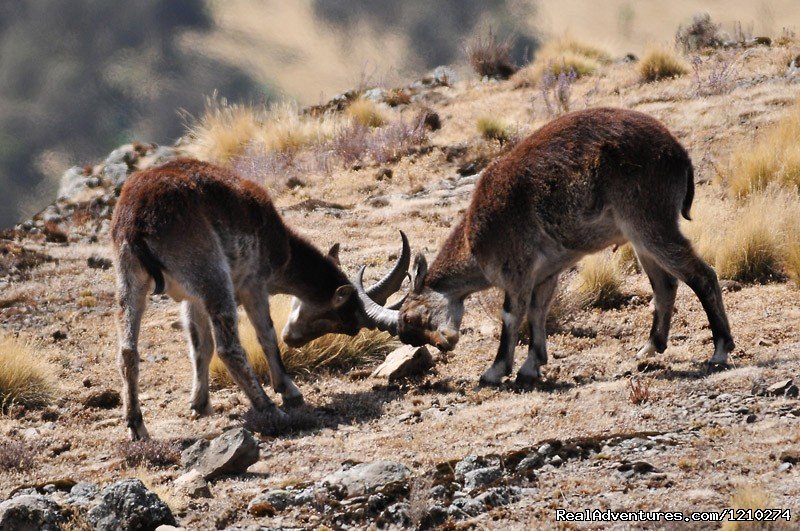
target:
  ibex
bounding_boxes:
[357,108,735,386]
[111,158,409,440]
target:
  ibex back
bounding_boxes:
[111,158,408,440]
[357,108,735,386]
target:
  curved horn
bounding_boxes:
[356,266,400,335]
[366,231,410,305]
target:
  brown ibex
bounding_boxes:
[357,108,735,386]
[111,158,408,440]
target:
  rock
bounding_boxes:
[474,486,521,508]
[778,462,792,473]
[375,168,393,181]
[454,455,497,478]
[448,496,484,519]
[537,443,555,456]
[462,466,502,492]
[745,414,757,424]
[380,502,411,527]
[181,428,259,481]
[173,470,211,499]
[516,454,544,473]
[419,109,442,131]
[362,88,387,103]
[779,450,800,464]
[51,329,67,342]
[322,461,411,498]
[786,384,799,398]
[248,490,293,513]
[0,494,66,531]
[58,166,92,200]
[67,482,100,507]
[86,479,176,531]
[104,163,129,188]
[371,345,433,381]
[719,280,742,292]
[87,256,113,270]
[766,379,793,396]
[83,389,121,409]
[550,455,564,467]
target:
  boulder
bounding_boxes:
[371,345,433,381]
[173,470,211,499]
[181,428,259,481]
[0,494,66,531]
[462,466,502,492]
[86,479,175,531]
[322,461,411,498]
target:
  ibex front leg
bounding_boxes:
[480,292,525,386]
[517,275,558,387]
[240,286,303,407]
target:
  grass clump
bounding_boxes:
[714,202,784,283]
[119,439,181,469]
[574,251,624,309]
[466,28,518,79]
[514,37,608,87]
[476,117,516,144]
[210,295,397,385]
[345,98,388,128]
[722,485,794,530]
[0,335,57,412]
[728,102,800,198]
[639,46,689,82]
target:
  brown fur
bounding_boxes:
[398,108,734,386]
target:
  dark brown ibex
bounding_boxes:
[357,108,735,386]
[111,158,408,440]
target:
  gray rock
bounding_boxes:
[58,166,91,200]
[537,443,554,456]
[454,455,498,478]
[516,454,544,472]
[380,502,411,526]
[778,462,793,473]
[550,455,564,467]
[293,487,314,505]
[474,486,522,508]
[462,466,502,492]
[0,494,66,531]
[67,482,100,507]
[173,470,211,499]
[322,461,411,498]
[181,428,260,481]
[448,497,484,519]
[767,379,793,396]
[103,163,129,187]
[86,479,176,531]
[249,490,294,512]
[362,88,387,103]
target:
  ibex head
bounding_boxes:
[283,232,412,347]
[355,253,463,352]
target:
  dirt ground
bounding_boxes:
[1,44,799,529]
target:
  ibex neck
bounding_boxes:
[426,219,490,299]
[273,231,347,302]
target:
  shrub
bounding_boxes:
[466,28,518,79]
[573,252,624,309]
[676,13,722,52]
[540,67,577,116]
[639,46,689,82]
[119,439,181,469]
[0,440,35,471]
[210,295,397,385]
[0,335,57,412]
[346,98,388,128]
[476,117,515,144]
[187,95,263,163]
[729,102,800,197]
[691,52,743,96]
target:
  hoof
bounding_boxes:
[478,374,503,387]
[127,424,150,441]
[190,404,214,420]
[515,372,541,390]
[282,394,305,408]
[706,361,730,374]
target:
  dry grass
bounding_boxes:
[722,485,794,531]
[514,37,608,88]
[210,296,397,385]
[0,335,57,412]
[476,117,515,144]
[728,101,800,198]
[345,98,388,128]
[573,251,623,309]
[639,45,689,82]
[628,378,651,405]
[787,242,800,287]
[465,28,518,79]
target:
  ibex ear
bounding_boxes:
[412,254,428,293]
[328,243,341,265]
[333,284,355,309]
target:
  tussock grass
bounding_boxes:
[466,28,518,79]
[722,485,794,530]
[346,98,388,128]
[210,295,397,385]
[573,251,624,309]
[786,242,800,287]
[0,335,57,412]
[476,117,515,144]
[729,101,800,198]
[513,37,608,87]
[639,45,689,82]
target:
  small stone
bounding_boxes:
[719,280,742,292]
[87,256,113,270]
[174,470,211,499]
[181,428,260,481]
[462,466,502,492]
[448,497,484,519]
[550,455,564,467]
[248,490,293,512]
[745,414,757,424]
[380,502,411,527]
[51,330,67,342]
[371,345,433,381]
[322,461,411,498]
[82,378,92,388]
[474,486,521,508]
[766,379,792,396]
[777,462,792,473]
[538,443,554,456]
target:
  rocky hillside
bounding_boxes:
[1,31,800,530]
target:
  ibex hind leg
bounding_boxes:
[181,300,214,418]
[115,244,151,441]
[635,227,734,366]
[633,251,678,359]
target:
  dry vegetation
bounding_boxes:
[639,45,690,82]
[0,334,56,412]
[513,36,610,87]
[209,296,397,385]
[572,251,624,309]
